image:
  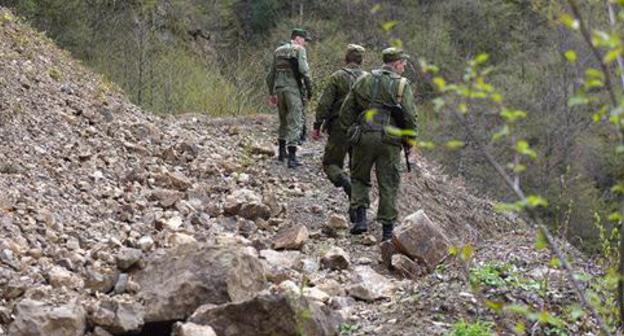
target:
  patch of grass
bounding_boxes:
[469,261,541,292]
[448,320,494,336]
[48,66,62,81]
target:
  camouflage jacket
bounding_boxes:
[266,42,310,95]
[338,65,417,137]
[314,63,365,129]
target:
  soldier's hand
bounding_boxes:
[311,128,322,141]
[267,95,278,108]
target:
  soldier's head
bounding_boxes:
[345,44,365,65]
[291,28,310,46]
[382,47,410,74]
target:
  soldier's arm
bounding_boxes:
[297,47,313,99]
[401,84,418,136]
[314,75,338,129]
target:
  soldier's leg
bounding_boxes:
[349,133,377,234]
[283,90,303,147]
[322,129,349,185]
[375,144,401,240]
[283,90,303,168]
[277,90,289,142]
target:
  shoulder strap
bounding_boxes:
[396,77,408,104]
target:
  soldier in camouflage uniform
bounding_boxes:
[313,44,367,199]
[338,48,418,241]
[266,28,313,169]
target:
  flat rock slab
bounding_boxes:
[188,293,341,336]
[134,244,267,322]
[393,210,450,270]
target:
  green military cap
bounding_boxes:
[291,28,311,41]
[382,47,410,63]
[346,43,366,54]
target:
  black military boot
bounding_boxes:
[350,207,368,235]
[287,146,302,168]
[277,140,287,162]
[348,207,356,223]
[382,222,394,241]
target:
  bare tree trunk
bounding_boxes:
[298,2,303,25]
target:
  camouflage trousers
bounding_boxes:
[322,121,350,186]
[277,89,304,147]
[350,131,401,224]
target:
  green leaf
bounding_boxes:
[568,95,590,107]
[485,300,503,312]
[415,141,436,150]
[490,93,503,103]
[492,125,510,141]
[608,211,623,222]
[535,230,547,250]
[509,163,527,173]
[448,246,459,256]
[390,39,403,49]
[611,184,624,194]
[370,4,382,14]
[445,140,465,150]
[515,140,537,159]
[559,13,579,30]
[585,68,605,80]
[513,322,526,334]
[585,79,604,89]
[381,20,399,32]
[526,195,549,208]
[564,50,577,63]
[460,244,474,261]
[500,108,527,123]
[474,53,489,64]
[364,109,377,122]
[432,77,446,91]
[604,47,622,63]
[549,257,561,268]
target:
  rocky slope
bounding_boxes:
[0,8,604,336]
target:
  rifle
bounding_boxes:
[403,144,412,173]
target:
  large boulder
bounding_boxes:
[188,293,341,336]
[392,210,450,270]
[8,299,86,336]
[134,244,267,322]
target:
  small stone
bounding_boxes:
[320,247,350,271]
[136,236,154,252]
[165,216,183,231]
[172,322,217,336]
[322,213,349,237]
[47,266,84,289]
[347,266,395,302]
[116,248,143,271]
[360,234,377,246]
[272,224,309,250]
[303,287,330,303]
[113,273,129,294]
[391,254,425,279]
[90,296,144,334]
[393,210,450,271]
[168,232,197,246]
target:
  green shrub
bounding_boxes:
[448,320,494,336]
